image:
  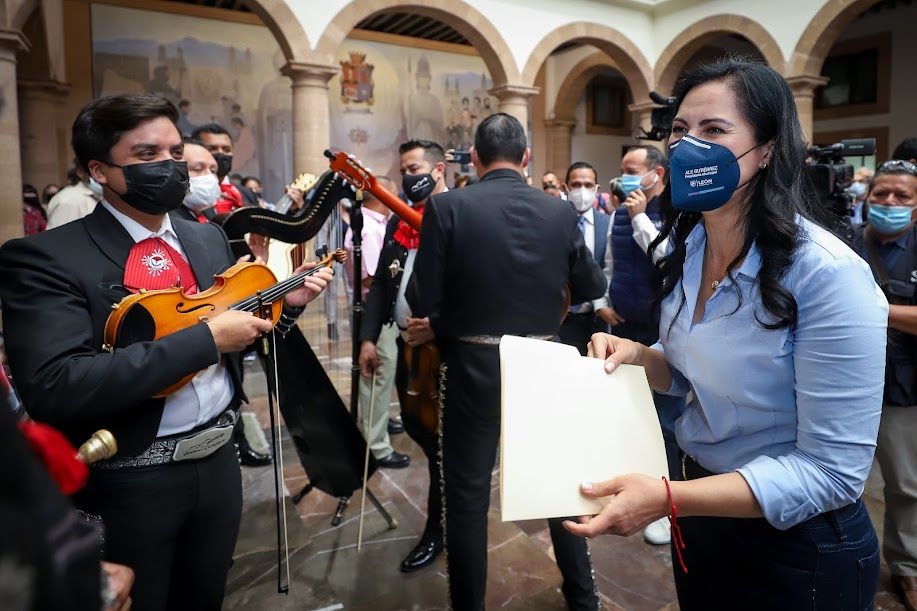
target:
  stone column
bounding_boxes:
[543,117,576,176]
[18,79,70,192]
[489,84,540,140]
[281,61,338,176]
[785,75,829,145]
[0,30,30,244]
[628,101,665,151]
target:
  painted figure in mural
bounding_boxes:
[406,55,445,144]
[256,50,294,204]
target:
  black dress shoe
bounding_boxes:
[387,418,405,434]
[400,537,443,572]
[236,436,272,467]
[377,451,410,468]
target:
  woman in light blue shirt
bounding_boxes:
[566,58,888,610]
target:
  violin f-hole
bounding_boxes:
[176,302,217,315]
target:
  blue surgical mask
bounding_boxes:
[620,172,656,197]
[848,181,867,198]
[669,135,759,212]
[868,204,915,235]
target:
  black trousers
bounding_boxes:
[75,439,243,611]
[558,311,609,356]
[395,336,443,542]
[440,342,596,611]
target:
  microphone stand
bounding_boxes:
[331,188,397,530]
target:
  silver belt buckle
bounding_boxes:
[171,424,234,462]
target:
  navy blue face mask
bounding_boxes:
[669,135,761,212]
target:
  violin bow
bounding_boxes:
[357,369,377,551]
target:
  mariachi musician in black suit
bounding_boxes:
[359,139,448,572]
[406,113,607,610]
[0,94,332,611]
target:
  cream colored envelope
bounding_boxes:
[499,335,669,522]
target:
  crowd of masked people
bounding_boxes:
[4,55,917,611]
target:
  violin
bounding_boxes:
[103,247,346,398]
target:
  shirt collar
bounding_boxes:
[579,207,595,224]
[363,207,388,224]
[101,199,178,244]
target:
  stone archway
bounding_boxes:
[244,0,311,62]
[787,0,884,141]
[789,0,884,77]
[553,51,622,121]
[521,22,652,105]
[655,15,784,97]
[314,0,520,87]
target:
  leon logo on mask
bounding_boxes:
[669,135,760,213]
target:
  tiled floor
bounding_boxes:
[225,395,905,611]
[225,298,907,610]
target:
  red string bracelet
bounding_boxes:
[663,476,688,573]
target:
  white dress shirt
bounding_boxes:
[101,200,234,436]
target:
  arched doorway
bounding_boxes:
[654,15,783,98]
[521,23,651,187]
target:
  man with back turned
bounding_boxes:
[407,112,607,610]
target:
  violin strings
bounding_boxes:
[230,264,329,312]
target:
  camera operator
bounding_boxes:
[853,159,917,611]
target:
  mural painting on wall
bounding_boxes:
[90,4,293,203]
[331,40,497,183]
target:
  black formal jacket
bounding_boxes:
[0,205,245,456]
[360,215,410,344]
[407,168,606,340]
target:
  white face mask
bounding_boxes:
[568,187,597,213]
[88,177,104,197]
[183,173,221,211]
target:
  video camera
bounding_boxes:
[806,138,875,218]
[634,91,677,142]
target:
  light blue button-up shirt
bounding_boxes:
[653,218,888,529]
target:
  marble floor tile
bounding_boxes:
[228,396,906,611]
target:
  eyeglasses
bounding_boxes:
[877,159,917,176]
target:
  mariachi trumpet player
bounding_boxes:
[0,94,333,611]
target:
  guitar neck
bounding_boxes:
[274,193,294,215]
[363,181,423,231]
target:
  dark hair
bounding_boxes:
[625,145,667,171]
[566,162,598,185]
[892,137,917,162]
[473,113,526,167]
[179,99,191,109]
[71,94,179,170]
[649,57,836,332]
[182,136,205,147]
[398,139,446,167]
[241,175,262,187]
[191,123,232,142]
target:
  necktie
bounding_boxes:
[123,236,198,295]
[568,216,588,315]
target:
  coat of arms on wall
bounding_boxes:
[340,52,375,105]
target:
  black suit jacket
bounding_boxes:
[406,169,606,339]
[361,215,409,343]
[0,205,244,456]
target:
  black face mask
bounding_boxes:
[108,159,190,215]
[212,153,233,179]
[403,172,436,204]
[23,194,40,207]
